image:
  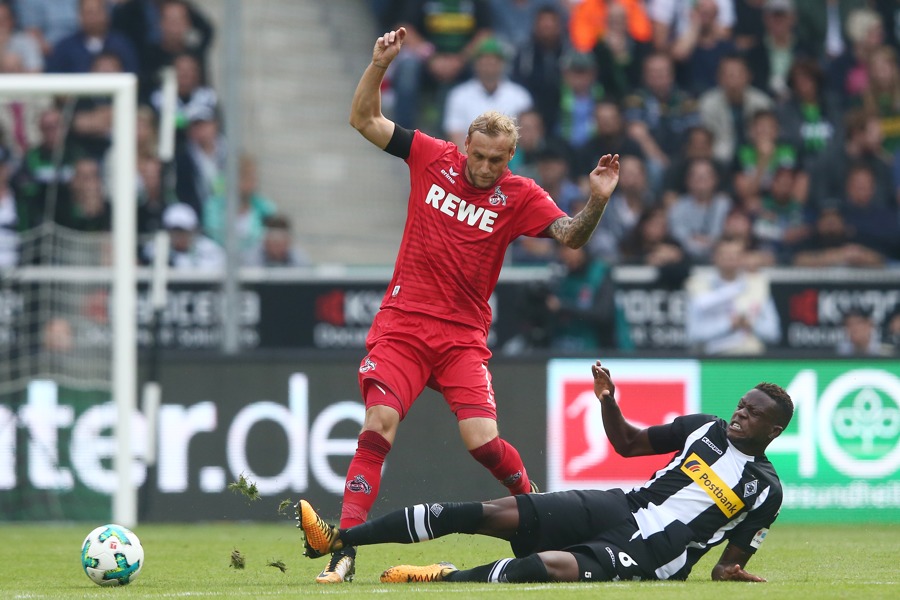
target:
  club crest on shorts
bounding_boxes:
[489,186,507,206]
[359,357,376,373]
[346,474,372,494]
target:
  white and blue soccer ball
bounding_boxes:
[80,524,144,586]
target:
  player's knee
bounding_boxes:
[361,405,400,439]
[537,551,580,582]
[458,417,499,450]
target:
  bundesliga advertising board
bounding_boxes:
[2,357,897,522]
[547,359,900,523]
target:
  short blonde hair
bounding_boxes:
[846,8,882,45]
[467,111,519,149]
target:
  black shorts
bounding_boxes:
[512,490,657,581]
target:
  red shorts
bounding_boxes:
[357,308,497,421]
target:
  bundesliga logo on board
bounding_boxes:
[547,360,699,492]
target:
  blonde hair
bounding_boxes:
[467,111,519,148]
[846,8,882,45]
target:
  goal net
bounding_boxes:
[0,75,137,525]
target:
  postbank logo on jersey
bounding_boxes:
[424,183,499,232]
[680,452,745,516]
[547,360,699,492]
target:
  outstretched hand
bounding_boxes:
[373,28,406,69]
[588,154,620,200]
[591,360,616,401]
[717,564,766,583]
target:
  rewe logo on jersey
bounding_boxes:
[547,360,699,492]
[680,452,745,516]
[424,183,499,232]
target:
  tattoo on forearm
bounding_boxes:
[550,196,608,247]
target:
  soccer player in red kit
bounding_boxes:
[301,27,621,584]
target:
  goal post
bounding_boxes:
[0,74,138,526]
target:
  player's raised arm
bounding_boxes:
[546,154,620,248]
[592,360,654,457]
[349,28,406,149]
[711,544,766,582]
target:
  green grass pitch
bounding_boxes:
[2,521,897,599]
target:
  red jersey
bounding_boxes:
[381,131,567,333]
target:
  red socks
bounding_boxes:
[469,436,531,495]
[340,429,392,528]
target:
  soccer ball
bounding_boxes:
[80,524,144,586]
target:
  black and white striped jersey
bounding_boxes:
[624,413,782,580]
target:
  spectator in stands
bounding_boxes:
[17,0,80,57]
[69,52,124,161]
[732,109,804,212]
[245,214,311,267]
[836,307,892,356]
[791,204,886,267]
[136,154,169,234]
[487,0,563,52]
[668,157,733,263]
[509,143,577,266]
[811,108,894,212]
[0,3,43,72]
[670,0,737,96]
[732,0,766,52]
[649,0,735,54]
[534,140,581,214]
[122,0,215,98]
[699,53,773,164]
[545,244,631,352]
[743,0,803,100]
[507,109,553,179]
[660,124,730,207]
[55,157,111,232]
[136,105,159,159]
[511,5,567,133]
[828,7,884,101]
[776,57,839,170]
[557,50,606,150]
[568,0,652,55]
[12,107,78,231]
[623,51,699,166]
[443,37,533,148]
[721,206,776,269]
[619,205,691,288]
[0,49,52,163]
[392,0,493,130]
[149,52,218,146]
[840,163,900,260]
[573,101,644,184]
[685,236,781,355]
[587,154,654,262]
[203,154,276,263]
[143,202,225,269]
[46,0,139,74]
[860,45,900,155]
[0,146,19,266]
[751,165,809,264]
[588,0,652,100]
[175,105,225,218]
[794,0,866,62]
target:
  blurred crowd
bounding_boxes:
[0,0,310,270]
[1,0,897,357]
[369,0,900,356]
[373,0,900,270]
